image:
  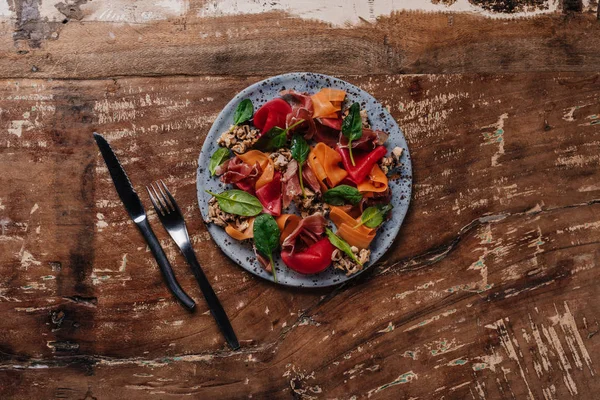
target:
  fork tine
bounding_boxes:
[152,182,170,213]
[160,180,180,214]
[156,180,174,212]
[146,185,164,216]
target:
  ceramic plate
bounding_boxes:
[197,72,412,287]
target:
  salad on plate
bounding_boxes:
[205,88,403,282]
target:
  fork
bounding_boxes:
[147,180,240,350]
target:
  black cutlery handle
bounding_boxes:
[136,218,196,311]
[182,245,240,350]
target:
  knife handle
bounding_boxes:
[181,245,240,350]
[136,218,196,311]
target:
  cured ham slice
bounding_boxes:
[255,171,282,216]
[281,214,327,254]
[219,156,262,193]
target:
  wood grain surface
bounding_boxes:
[1,72,599,399]
[1,0,600,398]
[1,9,600,78]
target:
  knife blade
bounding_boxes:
[93,133,196,310]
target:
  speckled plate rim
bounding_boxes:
[197,72,412,287]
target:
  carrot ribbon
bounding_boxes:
[308,143,348,189]
[357,164,388,193]
[225,218,255,241]
[311,88,346,119]
[329,206,376,249]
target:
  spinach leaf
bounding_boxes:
[323,185,362,206]
[355,204,393,229]
[291,134,310,197]
[341,102,363,166]
[253,126,287,151]
[206,189,263,216]
[253,213,281,282]
[253,119,305,151]
[209,147,231,176]
[233,99,253,125]
[326,228,361,265]
[290,134,310,163]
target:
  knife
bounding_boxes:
[93,133,196,311]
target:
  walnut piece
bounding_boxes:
[217,125,260,154]
[206,197,250,232]
[296,188,328,218]
[269,148,292,171]
[379,146,403,174]
[332,246,371,276]
[360,109,371,129]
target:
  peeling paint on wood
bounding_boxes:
[1,7,600,78]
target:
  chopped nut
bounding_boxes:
[206,197,250,230]
[379,155,394,174]
[360,109,371,129]
[235,218,250,232]
[392,146,403,159]
[273,154,287,169]
[357,248,371,265]
[332,247,370,276]
[379,147,403,175]
[269,148,292,171]
[217,125,260,154]
[295,188,328,218]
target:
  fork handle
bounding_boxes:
[136,219,196,311]
[181,245,240,350]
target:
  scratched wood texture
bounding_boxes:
[1,10,600,79]
[1,1,600,399]
[1,72,599,399]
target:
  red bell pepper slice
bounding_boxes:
[337,145,387,184]
[255,171,282,216]
[253,98,292,135]
[281,238,335,274]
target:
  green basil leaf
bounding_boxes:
[233,99,253,125]
[254,119,305,151]
[326,228,361,265]
[253,214,280,257]
[206,189,263,216]
[254,126,287,151]
[342,102,363,142]
[253,213,281,282]
[290,134,310,164]
[291,134,310,196]
[209,147,231,176]
[358,204,393,229]
[323,185,363,206]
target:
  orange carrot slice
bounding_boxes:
[225,218,255,241]
[329,206,359,228]
[330,206,375,249]
[255,159,274,189]
[338,223,376,249]
[357,164,388,193]
[308,143,347,188]
[237,150,274,189]
[311,88,346,118]
[321,88,346,102]
[237,150,268,169]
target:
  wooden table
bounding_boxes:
[1,1,600,399]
